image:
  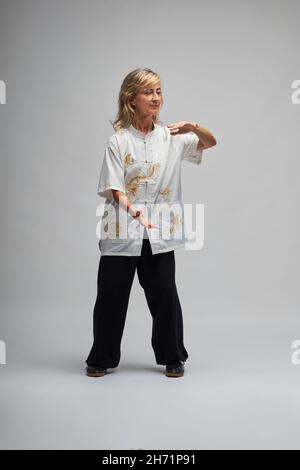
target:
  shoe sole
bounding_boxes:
[165,372,184,377]
[86,371,107,377]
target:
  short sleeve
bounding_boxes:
[180,132,203,165]
[97,136,126,199]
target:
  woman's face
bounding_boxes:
[132,81,162,117]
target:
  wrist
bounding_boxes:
[130,208,143,218]
[189,121,199,133]
[128,206,137,217]
[132,210,142,219]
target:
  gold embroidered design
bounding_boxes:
[147,162,160,178]
[170,214,183,235]
[124,153,135,169]
[126,170,145,199]
[125,163,161,199]
[159,187,171,199]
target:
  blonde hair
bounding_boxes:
[110,68,164,132]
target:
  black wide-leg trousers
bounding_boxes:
[85,238,188,368]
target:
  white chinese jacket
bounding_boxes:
[97,122,203,256]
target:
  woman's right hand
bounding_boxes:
[137,212,157,229]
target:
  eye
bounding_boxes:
[143,89,162,94]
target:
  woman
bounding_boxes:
[85,67,217,378]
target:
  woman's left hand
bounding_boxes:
[166,121,194,135]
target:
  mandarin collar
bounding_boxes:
[128,122,158,140]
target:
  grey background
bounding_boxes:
[0,0,300,450]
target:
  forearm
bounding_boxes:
[189,122,217,148]
[112,190,138,217]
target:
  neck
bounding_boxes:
[132,116,155,134]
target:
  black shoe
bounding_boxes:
[86,366,107,377]
[165,361,185,378]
